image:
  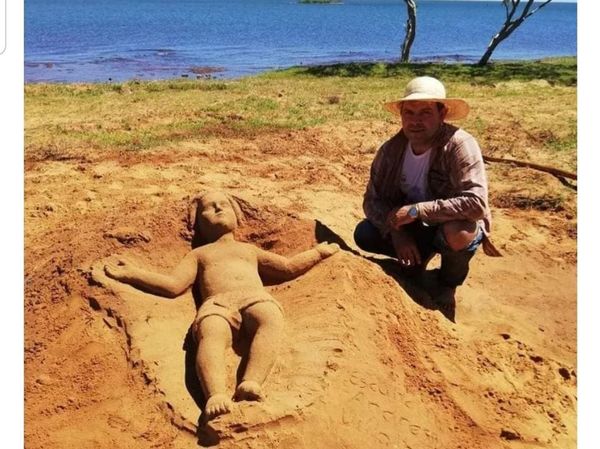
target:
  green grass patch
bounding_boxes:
[268,57,577,87]
[544,131,577,154]
[63,120,209,151]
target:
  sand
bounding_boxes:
[24,122,576,448]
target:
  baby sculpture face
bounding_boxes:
[198,191,238,236]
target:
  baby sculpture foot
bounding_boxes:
[234,380,264,402]
[204,393,232,420]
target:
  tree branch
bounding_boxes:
[526,0,553,19]
[506,1,518,23]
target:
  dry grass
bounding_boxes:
[25,58,577,216]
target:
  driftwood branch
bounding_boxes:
[557,176,577,192]
[482,155,577,181]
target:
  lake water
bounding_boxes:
[25,0,577,83]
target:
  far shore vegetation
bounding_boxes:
[25,57,577,216]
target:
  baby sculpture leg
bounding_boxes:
[235,301,284,401]
[195,315,234,420]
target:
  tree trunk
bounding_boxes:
[400,1,417,63]
[478,0,554,66]
[478,27,512,66]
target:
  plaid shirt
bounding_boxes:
[364,123,493,240]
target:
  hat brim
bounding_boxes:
[384,97,470,121]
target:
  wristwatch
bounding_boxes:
[408,205,419,219]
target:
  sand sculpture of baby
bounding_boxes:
[103,191,339,420]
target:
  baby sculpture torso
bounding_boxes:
[192,240,283,335]
[195,240,266,299]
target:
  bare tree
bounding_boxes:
[478,0,553,66]
[400,0,417,63]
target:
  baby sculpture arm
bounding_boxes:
[256,242,339,282]
[104,251,198,298]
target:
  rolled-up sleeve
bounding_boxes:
[418,136,488,223]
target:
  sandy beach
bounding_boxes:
[24,61,577,448]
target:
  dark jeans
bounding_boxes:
[353,219,482,288]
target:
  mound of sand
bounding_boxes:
[25,141,576,449]
[37,201,572,449]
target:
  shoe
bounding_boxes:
[432,285,456,306]
[431,285,456,322]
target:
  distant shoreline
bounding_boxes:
[24,55,577,84]
[26,0,575,84]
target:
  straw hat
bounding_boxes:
[384,76,469,120]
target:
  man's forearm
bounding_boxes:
[417,195,486,224]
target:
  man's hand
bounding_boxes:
[386,205,417,230]
[316,243,340,258]
[391,228,421,267]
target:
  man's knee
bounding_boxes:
[353,220,377,250]
[442,220,478,252]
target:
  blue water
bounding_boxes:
[25,0,577,83]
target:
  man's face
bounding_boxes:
[400,101,447,148]
[198,192,238,232]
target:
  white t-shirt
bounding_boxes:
[400,143,432,203]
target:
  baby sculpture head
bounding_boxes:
[189,191,244,245]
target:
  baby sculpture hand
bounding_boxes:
[104,257,136,281]
[316,243,340,258]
